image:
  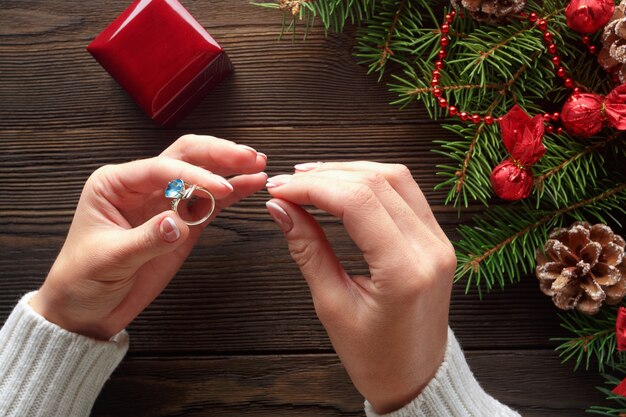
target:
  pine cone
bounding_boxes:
[536,222,626,315]
[599,0,626,83]
[451,0,525,23]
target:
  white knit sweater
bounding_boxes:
[0,292,519,417]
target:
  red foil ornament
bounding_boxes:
[561,84,626,137]
[604,84,626,129]
[613,378,626,397]
[616,306,626,352]
[565,0,614,34]
[490,160,534,200]
[561,93,605,137]
[613,307,626,397]
[490,105,546,201]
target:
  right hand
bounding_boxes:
[265,162,456,414]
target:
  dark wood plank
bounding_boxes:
[0,125,457,209]
[0,1,425,131]
[92,350,607,417]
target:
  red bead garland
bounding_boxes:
[428,9,587,134]
[429,10,454,115]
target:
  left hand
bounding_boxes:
[30,135,267,340]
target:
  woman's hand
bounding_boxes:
[265,162,455,414]
[30,135,267,340]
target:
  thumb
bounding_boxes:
[116,211,190,268]
[266,199,350,302]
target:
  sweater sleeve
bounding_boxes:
[0,292,128,417]
[364,327,520,417]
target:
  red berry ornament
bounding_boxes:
[561,92,605,137]
[490,105,546,201]
[561,85,626,137]
[491,160,534,201]
[565,0,614,34]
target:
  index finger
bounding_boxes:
[161,134,267,176]
[105,156,235,200]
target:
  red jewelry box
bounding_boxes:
[87,0,232,126]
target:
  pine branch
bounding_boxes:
[533,132,626,207]
[455,182,626,295]
[355,0,436,77]
[434,123,504,207]
[554,307,623,372]
[253,0,377,37]
[377,0,407,70]
[455,23,544,83]
[404,82,501,96]
[588,367,626,416]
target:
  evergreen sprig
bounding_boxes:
[587,367,626,416]
[254,0,377,37]
[433,123,503,207]
[534,133,626,207]
[554,307,623,372]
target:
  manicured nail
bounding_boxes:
[294,162,322,172]
[160,217,180,243]
[266,174,292,189]
[266,201,293,232]
[218,177,234,191]
[240,145,258,156]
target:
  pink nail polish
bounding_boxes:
[294,161,322,172]
[266,201,293,232]
[266,174,292,189]
[239,145,258,156]
[218,177,234,191]
[160,217,180,242]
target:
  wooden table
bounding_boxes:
[0,1,608,415]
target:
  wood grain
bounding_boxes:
[92,351,605,417]
[0,1,424,131]
[0,0,609,414]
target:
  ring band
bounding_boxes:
[165,179,216,226]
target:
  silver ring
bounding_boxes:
[164,179,216,226]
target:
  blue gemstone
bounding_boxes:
[165,179,184,198]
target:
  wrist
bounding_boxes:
[363,333,448,414]
[363,367,434,415]
[366,385,427,415]
[29,284,115,341]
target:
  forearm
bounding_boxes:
[0,292,128,417]
[364,328,520,417]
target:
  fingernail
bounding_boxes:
[218,177,234,191]
[294,161,322,172]
[266,201,293,232]
[240,145,258,156]
[266,174,292,189]
[258,152,268,160]
[160,217,180,243]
